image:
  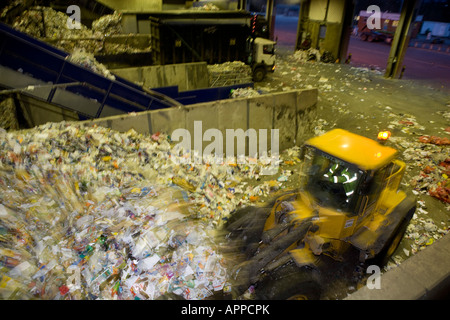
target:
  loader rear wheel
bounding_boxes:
[255,264,321,300]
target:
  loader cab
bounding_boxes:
[300,146,364,215]
[355,159,405,220]
[225,129,415,299]
[300,129,400,218]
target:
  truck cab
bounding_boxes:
[246,37,276,82]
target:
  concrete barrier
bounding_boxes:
[9,93,80,128]
[82,88,319,153]
[345,232,450,300]
[111,62,210,92]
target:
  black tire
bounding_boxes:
[255,264,321,300]
[360,34,368,41]
[367,34,375,42]
[224,196,277,229]
[224,206,255,232]
[155,292,185,300]
[253,67,266,82]
[371,209,414,267]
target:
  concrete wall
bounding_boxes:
[81,88,318,153]
[111,62,210,92]
[15,94,80,128]
[314,21,345,58]
[308,0,345,23]
[98,0,162,11]
[299,0,348,61]
[346,233,450,299]
[0,65,149,124]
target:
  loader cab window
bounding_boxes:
[301,147,363,213]
[361,162,396,213]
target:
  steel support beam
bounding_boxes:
[385,0,420,79]
[337,0,355,63]
[265,0,275,40]
[296,0,311,50]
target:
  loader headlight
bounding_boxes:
[377,130,391,141]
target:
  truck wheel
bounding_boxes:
[255,264,321,300]
[367,34,375,42]
[360,34,368,41]
[253,67,266,82]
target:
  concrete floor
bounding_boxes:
[345,232,450,299]
[347,35,450,90]
[272,14,450,90]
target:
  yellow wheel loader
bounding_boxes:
[224,129,416,299]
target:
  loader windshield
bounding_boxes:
[301,146,363,212]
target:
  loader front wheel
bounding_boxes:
[371,201,415,267]
[255,264,321,300]
[224,206,271,258]
[373,215,411,266]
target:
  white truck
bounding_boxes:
[247,37,276,82]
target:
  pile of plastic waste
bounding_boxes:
[0,121,299,299]
[67,48,116,80]
[208,61,251,74]
[0,97,19,131]
[230,87,261,99]
[91,11,122,36]
[12,7,149,55]
[192,3,220,11]
[0,183,230,300]
[208,61,252,87]
[12,6,92,40]
[292,48,322,62]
